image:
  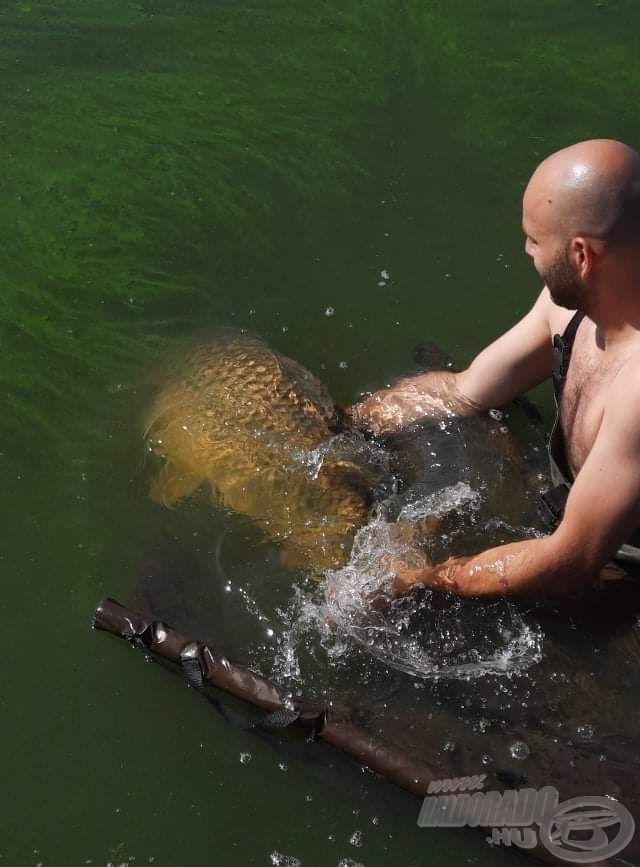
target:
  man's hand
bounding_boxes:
[365,553,432,611]
[391,564,432,595]
[349,373,462,435]
[391,561,460,596]
[349,380,435,435]
[367,559,455,611]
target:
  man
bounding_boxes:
[351,139,640,599]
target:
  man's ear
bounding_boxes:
[569,236,589,278]
[570,235,603,278]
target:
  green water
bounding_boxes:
[4,1,640,864]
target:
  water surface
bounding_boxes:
[4,1,640,864]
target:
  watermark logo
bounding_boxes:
[427,774,487,794]
[418,779,635,863]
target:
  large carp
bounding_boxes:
[144,330,387,573]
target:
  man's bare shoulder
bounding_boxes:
[610,347,640,399]
[601,348,640,445]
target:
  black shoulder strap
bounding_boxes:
[562,310,585,345]
[552,311,585,399]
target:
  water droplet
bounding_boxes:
[577,724,595,740]
[509,740,530,760]
[269,853,302,867]
[338,361,348,369]
[239,752,252,765]
[324,306,335,317]
[349,830,363,847]
[481,754,493,766]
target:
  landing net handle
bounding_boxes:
[93,597,439,794]
[93,597,568,866]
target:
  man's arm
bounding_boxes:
[350,289,555,433]
[393,365,640,598]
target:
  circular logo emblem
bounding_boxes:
[539,795,635,863]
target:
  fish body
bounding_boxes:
[145,331,383,572]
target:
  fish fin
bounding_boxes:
[149,463,206,507]
[413,340,458,371]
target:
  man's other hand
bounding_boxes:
[349,379,449,435]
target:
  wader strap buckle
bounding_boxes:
[551,334,567,398]
[552,311,585,400]
[540,484,569,527]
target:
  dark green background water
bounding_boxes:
[3,1,640,864]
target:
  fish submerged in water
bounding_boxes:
[144,330,388,573]
[144,332,545,585]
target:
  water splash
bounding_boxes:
[271,484,543,682]
[289,431,391,486]
[397,481,480,521]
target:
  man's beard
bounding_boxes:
[540,250,586,310]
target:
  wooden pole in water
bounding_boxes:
[93,598,619,866]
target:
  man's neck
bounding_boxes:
[584,263,640,349]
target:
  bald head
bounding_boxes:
[525,139,640,248]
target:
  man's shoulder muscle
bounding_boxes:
[553,366,640,575]
[603,356,640,445]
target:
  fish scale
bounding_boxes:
[145,330,383,573]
